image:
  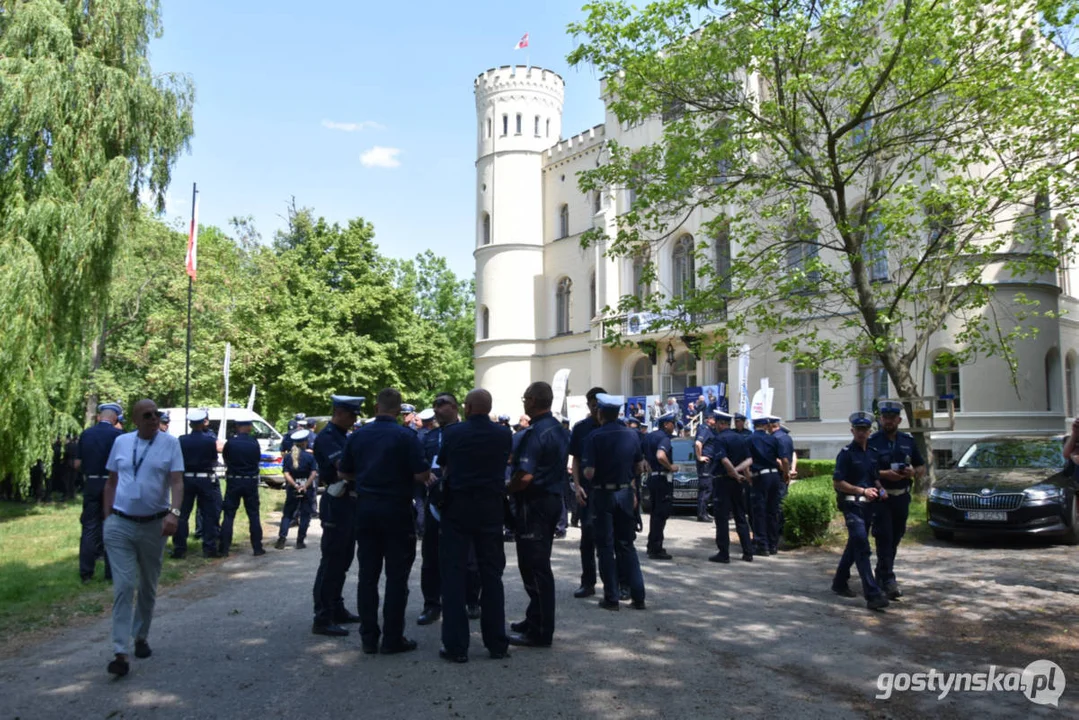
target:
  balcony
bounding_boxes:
[600,307,726,338]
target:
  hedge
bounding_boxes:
[794,459,835,479]
[782,475,836,547]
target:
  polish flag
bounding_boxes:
[514,32,529,50]
[185,194,198,281]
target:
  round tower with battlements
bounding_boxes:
[473,65,565,415]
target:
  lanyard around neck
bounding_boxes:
[133,433,157,479]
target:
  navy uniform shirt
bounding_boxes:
[223,433,261,476]
[694,424,715,474]
[511,412,570,496]
[569,416,599,460]
[282,448,318,480]
[834,442,881,503]
[340,417,428,501]
[867,430,924,489]
[422,423,452,507]
[582,422,643,489]
[714,428,750,476]
[437,415,512,494]
[747,429,781,473]
[644,429,672,474]
[179,429,219,473]
[774,427,795,464]
[76,421,122,494]
[314,421,349,486]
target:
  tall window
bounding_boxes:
[556,277,572,335]
[486,118,492,138]
[933,353,961,412]
[546,118,550,137]
[632,356,653,396]
[502,114,508,136]
[1045,348,1062,412]
[558,204,569,239]
[534,115,540,136]
[670,351,697,393]
[1067,354,1076,417]
[515,113,522,134]
[715,219,732,293]
[482,212,491,245]
[671,234,696,299]
[794,368,821,420]
[593,191,602,215]
[480,306,490,340]
[626,185,637,211]
[859,360,888,413]
[589,270,597,319]
[632,253,648,301]
[786,221,820,284]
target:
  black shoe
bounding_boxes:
[202,550,221,559]
[507,633,551,648]
[133,640,152,659]
[107,656,129,677]
[619,587,630,601]
[883,582,903,600]
[274,537,286,550]
[417,607,441,626]
[361,640,379,655]
[169,549,186,560]
[380,638,418,655]
[753,546,768,556]
[510,620,531,634]
[866,594,890,611]
[333,610,361,624]
[630,600,646,610]
[467,604,482,620]
[768,547,777,556]
[311,623,349,637]
[741,553,753,562]
[708,552,730,564]
[218,550,230,558]
[598,599,620,611]
[573,585,595,599]
[647,550,673,560]
[296,540,306,549]
[439,647,468,663]
[81,576,92,585]
[832,584,857,598]
[253,548,266,556]
[570,519,580,528]
[488,648,511,660]
[553,530,566,539]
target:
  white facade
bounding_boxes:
[473,65,1079,462]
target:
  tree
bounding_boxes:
[568,0,1079,474]
[0,0,194,494]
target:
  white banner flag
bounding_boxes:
[552,368,571,418]
[737,344,751,418]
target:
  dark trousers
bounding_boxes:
[356,498,416,648]
[646,474,672,553]
[578,482,597,587]
[696,467,712,519]
[414,484,427,537]
[219,477,262,553]
[279,485,311,541]
[750,472,781,551]
[873,491,911,586]
[592,488,645,604]
[834,503,883,599]
[421,506,479,611]
[777,479,788,542]
[513,493,562,643]
[174,475,221,555]
[79,490,111,580]
[312,492,356,625]
[556,490,569,534]
[712,476,753,556]
[440,495,508,656]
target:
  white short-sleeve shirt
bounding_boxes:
[106,431,185,516]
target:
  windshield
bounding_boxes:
[957,439,1064,469]
[671,439,696,463]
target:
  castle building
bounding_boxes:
[472,65,1079,462]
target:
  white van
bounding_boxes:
[159,407,284,482]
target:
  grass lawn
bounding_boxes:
[0,487,285,648]
[787,475,930,549]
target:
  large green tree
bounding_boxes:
[0,0,194,493]
[569,0,1079,469]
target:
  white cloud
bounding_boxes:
[322,119,385,132]
[360,146,402,168]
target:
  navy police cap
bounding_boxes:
[331,395,365,412]
[751,416,770,426]
[849,411,874,427]
[157,411,171,424]
[734,412,747,421]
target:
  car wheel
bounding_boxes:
[1064,495,1079,546]
[932,528,954,542]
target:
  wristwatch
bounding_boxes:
[169,507,181,517]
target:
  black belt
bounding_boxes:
[594,484,628,491]
[111,509,168,523]
[183,472,214,478]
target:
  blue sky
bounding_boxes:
[151,0,607,279]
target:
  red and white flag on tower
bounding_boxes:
[185,188,198,281]
[513,32,529,50]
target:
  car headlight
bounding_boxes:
[1022,485,1065,503]
[928,487,952,503]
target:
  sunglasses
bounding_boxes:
[141,411,157,420]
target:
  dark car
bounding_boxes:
[640,438,701,512]
[927,435,1079,545]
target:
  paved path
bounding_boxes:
[1,515,1076,719]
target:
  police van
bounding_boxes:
[159,407,285,484]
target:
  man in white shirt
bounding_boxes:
[102,398,185,677]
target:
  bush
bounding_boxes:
[795,459,835,479]
[782,475,836,547]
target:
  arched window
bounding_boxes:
[632,253,648,301]
[589,270,597,319]
[479,306,490,340]
[482,212,491,245]
[859,359,888,413]
[1046,348,1062,412]
[556,277,572,335]
[515,113,522,134]
[669,351,697,393]
[932,352,961,412]
[558,204,569,239]
[672,234,696,299]
[632,356,653,396]
[1067,353,1076,417]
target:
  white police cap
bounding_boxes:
[595,393,625,410]
[232,411,254,425]
[849,411,874,427]
[877,400,903,415]
[97,402,123,415]
[713,409,733,421]
[418,408,435,422]
[290,429,311,442]
[655,411,677,425]
[188,408,208,424]
[331,395,365,412]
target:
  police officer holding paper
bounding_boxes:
[218,412,265,557]
[709,410,754,563]
[582,394,647,611]
[435,389,512,662]
[340,388,430,655]
[644,412,679,561]
[75,402,124,583]
[506,381,569,648]
[311,395,363,637]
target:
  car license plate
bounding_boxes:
[964,511,1007,521]
[674,489,696,500]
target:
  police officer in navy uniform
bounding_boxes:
[734,412,751,436]
[747,416,782,556]
[311,395,364,637]
[770,416,795,551]
[276,430,317,549]
[435,389,512,662]
[831,411,890,610]
[693,411,717,522]
[339,388,430,655]
[158,411,171,433]
[708,410,754,563]
[506,381,569,648]
[644,412,679,560]
[75,402,123,583]
[868,401,925,600]
[582,394,647,610]
[218,412,264,556]
[568,387,606,598]
[173,409,222,559]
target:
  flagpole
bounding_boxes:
[184,182,197,436]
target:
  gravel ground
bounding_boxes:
[0,514,1076,719]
